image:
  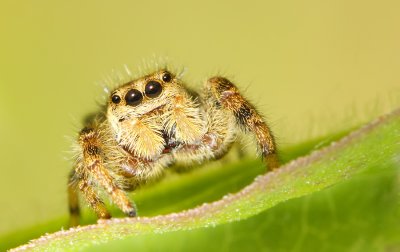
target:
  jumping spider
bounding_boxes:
[68,69,279,226]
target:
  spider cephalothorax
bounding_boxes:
[68,68,279,226]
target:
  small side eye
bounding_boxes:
[111,94,121,104]
[145,81,162,98]
[162,72,172,82]
[125,89,143,106]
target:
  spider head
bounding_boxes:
[106,69,181,124]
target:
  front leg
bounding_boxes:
[69,127,136,226]
[207,77,280,170]
[68,166,113,227]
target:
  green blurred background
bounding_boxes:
[0,0,399,236]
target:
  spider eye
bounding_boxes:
[162,72,172,82]
[111,94,121,104]
[145,81,162,98]
[125,89,143,106]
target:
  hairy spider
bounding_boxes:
[68,68,279,226]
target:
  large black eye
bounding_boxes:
[162,72,172,82]
[125,89,143,106]
[111,94,121,104]
[145,81,162,98]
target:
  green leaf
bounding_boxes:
[8,109,400,251]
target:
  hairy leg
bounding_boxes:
[206,77,280,169]
[172,77,279,170]
[69,128,136,226]
[67,170,81,227]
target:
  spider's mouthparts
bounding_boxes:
[161,130,181,154]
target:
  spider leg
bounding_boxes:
[69,128,136,226]
[206,77,280,170]
[68,170,111,227]
[67,170,81,227]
